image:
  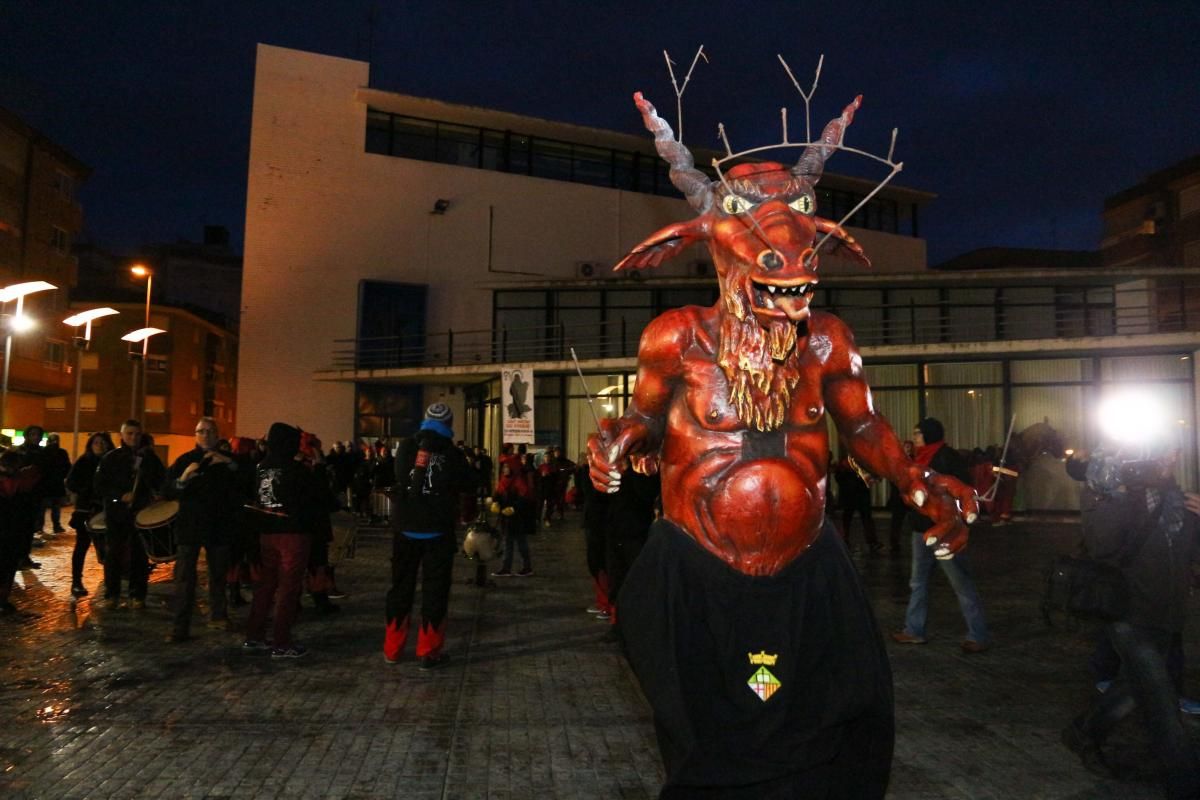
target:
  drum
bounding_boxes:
[463,521,499,562]
[87,510,107,533]
[135,499,180,563]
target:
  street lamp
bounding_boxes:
[130,267,154,422]
[121,327,165,419]
[63,307,119,457]
[0,281,57,429]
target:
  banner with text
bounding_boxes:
[502,368,535,444]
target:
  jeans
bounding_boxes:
[171,543,230,635]
[1078,622,1200,799]
[903,531,989,644]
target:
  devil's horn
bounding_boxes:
[634,92,714,213]
[793,95,861,183]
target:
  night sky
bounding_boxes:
[3,1,1198,265]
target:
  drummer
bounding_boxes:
[163,417,242,642]
[94,420,166,610]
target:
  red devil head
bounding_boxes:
[615,92,870,335]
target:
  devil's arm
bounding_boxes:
[588,310,688,490]
[821,317,977,555]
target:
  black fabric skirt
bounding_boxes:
[619,519,894,799]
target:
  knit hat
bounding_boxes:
[916,417,945,444]
[266,422,301,460]
[425,403,453,426]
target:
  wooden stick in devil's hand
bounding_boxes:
[570,347,611,447]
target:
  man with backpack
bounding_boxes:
[383,403,472,670]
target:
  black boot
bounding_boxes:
[71,580,88,598]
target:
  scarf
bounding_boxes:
[914,440,945,467]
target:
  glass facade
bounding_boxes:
[462,353,1196,514]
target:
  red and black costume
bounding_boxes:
[383,407,472,665]
[588,86,977,797]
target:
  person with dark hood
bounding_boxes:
[383,403,472,669]
[66,431,115,597]
[1062,447,1200,797]
[162,417,243,642]
[93,420,165,610]
[892,417,991,653]
[244,422,324,658]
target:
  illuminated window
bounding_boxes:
[45,396,66,411]
[81,352,99,370]
[80,393,97,411]
[145,395,167,413]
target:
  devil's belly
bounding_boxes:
[669,458,824,575]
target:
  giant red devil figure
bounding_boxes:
[588,62,978,798]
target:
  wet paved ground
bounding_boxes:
[1,510,1198,799]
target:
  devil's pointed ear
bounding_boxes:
[614,218,712,272]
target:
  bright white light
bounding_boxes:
[63,307,118,327]
[1096,388,1169,445]
[9,314,34,333]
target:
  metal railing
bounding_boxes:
[326,287,1199,371]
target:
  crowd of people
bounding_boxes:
[4,409,1199,795]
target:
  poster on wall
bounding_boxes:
[502,368,535,444]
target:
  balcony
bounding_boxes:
[323,281,1200,376]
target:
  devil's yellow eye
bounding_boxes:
[721,194,753,215]
[789,194,815,214]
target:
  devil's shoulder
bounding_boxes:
[640,305,718,364]
[807,310,863,372]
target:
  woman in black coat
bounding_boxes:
[65,431,115,597]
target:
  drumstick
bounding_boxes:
[243,503,289,518]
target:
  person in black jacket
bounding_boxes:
[163,417,243,642]
[383,403,472,670]
[891,418,990,652]
[1062,448,1200,797]
[66,431,115,597]
[604,457,660,631]
[93,420,166,610]
[15,425,49,568]
[244,422,325,658]
[42,433,71,535]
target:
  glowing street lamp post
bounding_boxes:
[121,328,165,420]
[0,281,57,430]
[63,308,118,457]
[130,265,153,418]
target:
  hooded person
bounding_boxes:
[383,403,473,669]
[243,422,325,658]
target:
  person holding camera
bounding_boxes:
[1062,447,1200,798]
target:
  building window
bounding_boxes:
[51,226,69,254]
[145,395,167,413]
[45,396,66,411]
[147,355,169,373]
[43,340,66,365]
[80,393,97,411]
[81,352,99,370]
[53,170,74,200]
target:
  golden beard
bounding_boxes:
[717,282,803,431]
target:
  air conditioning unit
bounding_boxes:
[689,260,713,278]
[575,261,604,279]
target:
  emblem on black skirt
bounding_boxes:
[748,651,781,701]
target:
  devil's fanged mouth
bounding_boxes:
[750,279,813,314]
